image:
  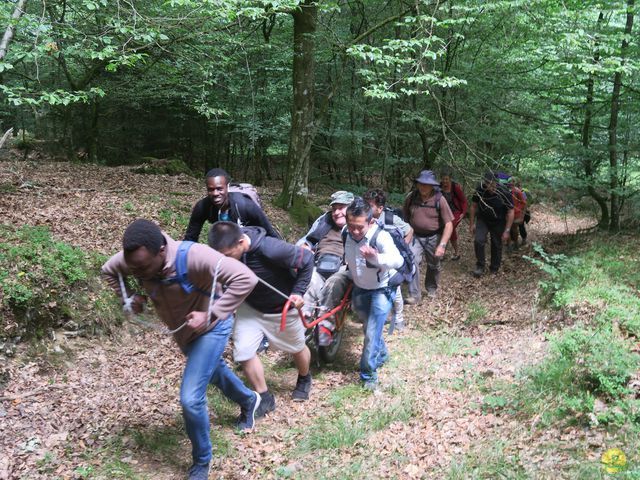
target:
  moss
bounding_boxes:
[277,193,323,227]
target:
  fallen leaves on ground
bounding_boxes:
[0,158,607,479]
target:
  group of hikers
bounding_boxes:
[101,167,530,479]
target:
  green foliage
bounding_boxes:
[532,326,636,401]
[515,235,640,427]
[526,238,640,336]
[0,225,121,338]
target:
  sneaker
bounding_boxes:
[291,374,312,401]
[404,296,419,305]
[472,267,484,278]
[188,463,211,480]
[255,391,276,418]
[256,335,269,353]
[317,320,334,347]
[235,391,261,433]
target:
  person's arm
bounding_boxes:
[436,221,453,258]
[436,197,454,257]
[101,252,146,313]
[184,199,207,242]
[468,201,477,234]
[502,208,515,242]
[296,214,324,250]
[456,183,469,216]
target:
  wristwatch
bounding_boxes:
[439,243,447,248]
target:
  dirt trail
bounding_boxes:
[0,160,599,479]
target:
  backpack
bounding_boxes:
[383,207,404,225]
[341,225,416,288]
[164,241,211,296]
[228,182,262,208]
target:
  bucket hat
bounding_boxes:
[415,170,440,186]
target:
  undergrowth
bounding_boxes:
[0,224,122,339]
[514,235,640,428]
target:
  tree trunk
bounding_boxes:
[582,12,609,228]
[280,0,316,209]
[0,0,28,61]
[607,0,634,231]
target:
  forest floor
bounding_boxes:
[0,158,616,480]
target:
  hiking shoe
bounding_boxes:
[451,254,461,261]
[291,374,312,401]
[235,391,261,433]
[188,463,210,480]
[317,320,334,347]
[257,335,269,353]
[404,296,419,305]
[255,391,276,418]
[472,267,484,278]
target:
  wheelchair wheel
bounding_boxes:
[318,326,344,364]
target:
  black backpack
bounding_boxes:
[342,224,416,288]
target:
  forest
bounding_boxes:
[1,0,638,226]
[1,0,640,478]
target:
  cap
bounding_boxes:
[330,190,355,205]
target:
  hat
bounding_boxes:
[330,190,354,205]
[415,170,440,186]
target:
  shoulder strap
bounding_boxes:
[383,209,394,226]
[174,241,211,296]
[368,225,382,250]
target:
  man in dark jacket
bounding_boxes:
[468,172,515,277]
[184,168,279,242]
[209,221,314,418]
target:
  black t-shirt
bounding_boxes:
[472,183,514,223]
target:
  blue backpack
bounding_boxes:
[342,225,416,288]
[163,241,211,296]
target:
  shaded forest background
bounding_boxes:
[0,0,639,229]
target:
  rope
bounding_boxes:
[254,276,323,310]
[117,257,223,336]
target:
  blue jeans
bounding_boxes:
[180,316,254,465]
[352,286,395,383]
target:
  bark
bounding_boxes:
[607,0,634,231]
[0,0,27,61]
[281,0,316,209]
[582,12,609,229]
